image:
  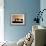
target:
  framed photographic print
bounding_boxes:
[11,14,25,25]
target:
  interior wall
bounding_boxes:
[0,0,4,42]
[4,0,40,42]
[40,0,46,27]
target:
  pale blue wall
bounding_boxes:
[4,0,40,42]
[40,0,46,27]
